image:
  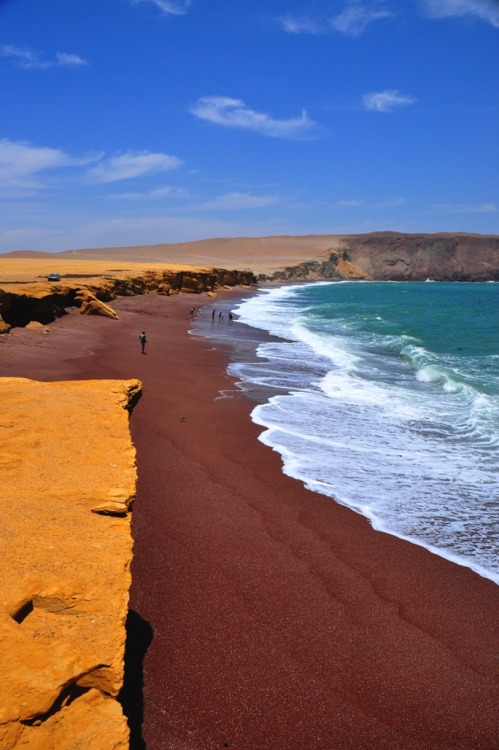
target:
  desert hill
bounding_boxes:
[2,235,344,275]
[2,231,498,280]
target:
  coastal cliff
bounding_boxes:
[265,232,499,282]
[0,377,141,749]
[0,267,256,331]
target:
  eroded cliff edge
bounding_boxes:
[0,377,142,749]
[264,232,499,282]
[0,267,256,332]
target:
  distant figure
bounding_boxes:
[228,311,233,324]
[189,307,195,321]
[139,331,147,353]
[211,309,216,322]
[218,311,223,322]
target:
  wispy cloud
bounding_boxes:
[278,15,322,34]
[363,90,416,112]
[0,139,88,191]
[131,0,192,16]
[0,44,88,69]
[190,96,319,139]
[88,151,183,183]
[56,52,87,66]
[279,2,394,37]
[107,186,189,201]
[336,199,364,207]
[421,0,499,27]
[278,2,499,35]
[436,201,497,213]
[0,140,183,194]
[330,3,394,37]
[336,197,405,208]
[198,192,279,211]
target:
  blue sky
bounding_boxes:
[0,0,498,253]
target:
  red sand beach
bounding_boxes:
[1,291,498,749]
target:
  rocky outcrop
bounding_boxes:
[0,268,256,332]
[266,232,499,282]
[0,377,142,749]
[76,290,119,319]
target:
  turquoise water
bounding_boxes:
[227,282,499,584]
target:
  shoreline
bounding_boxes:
[196,284,499,587]
[1,290,498,748]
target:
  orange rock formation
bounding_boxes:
[0,258,256,331]
[0,377,141,749]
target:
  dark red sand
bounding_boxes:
[1,293,498,750]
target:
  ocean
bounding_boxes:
[196,281,499,585]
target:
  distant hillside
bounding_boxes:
[2,232,498,280]
[266,232,499,282]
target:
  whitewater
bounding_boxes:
[220,281,499,585]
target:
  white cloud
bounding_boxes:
[278,16,322,34]
[190,96,319,139]
[150,186,187,198]
[0,44,88,69]
[198,192,279,211]
[88,151,183,183]
[421,0,499,27]
[0,141,183,194]
[436,201,497,213]
[106,186,189,200]
[56,52,87,67]
[363,90,416,112]
[0,139,84,190]
[131,0,192,16]
[330,3,394,37]
[336,197,405,208]
[278,3,394,36]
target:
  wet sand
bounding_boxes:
[1,292,498,749]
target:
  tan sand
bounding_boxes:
[0,257,220,296]
[3,234,343,274]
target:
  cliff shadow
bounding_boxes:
[119,609,153,750]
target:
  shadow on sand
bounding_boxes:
[119,610,153,750]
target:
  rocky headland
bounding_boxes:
[264,231,499,282]
[0,377,141,749]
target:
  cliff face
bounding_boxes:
[0,267,256,331]
[0,377,141,749]
[266,233,499,282]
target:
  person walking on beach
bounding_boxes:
[212,309,216,322]
[219,311,223,323]
[189,307,195,321]
[139,331,147,354]
[228,311,233,324]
